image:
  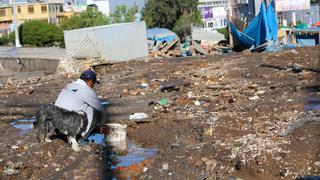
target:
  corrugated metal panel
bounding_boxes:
[64,21,149,62]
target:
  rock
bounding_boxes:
[290,49,298,54]
[279,169,288,177]
[4,165,19,176]
[201,157,208,163]
[143,167,148,172]
[290,63,303,73]
[194,160,203,167]
[235,160,245,171]
[314,161,320,167]
[162,163,169,170]
[194,100,201,106]
[204,127,213,136]
[171,143,180,149]
[140,83,149,88]
[205,160,217,174]
[0,81,4,87]
[255,156,263,166]
[257,168,264,173]
[129,113,148,121]
[248,95,259,100]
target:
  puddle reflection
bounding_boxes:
[303,86,320,111]
[10,117,35,134]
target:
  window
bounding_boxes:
[0,8,5,17]
[59,5,63,12]
[28,6,34,14]
[18,7,21,13]
[41,5,47,13]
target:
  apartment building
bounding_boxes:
[198,0,228,31]
[0,0,70,25]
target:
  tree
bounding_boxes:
[60,8,110,30]
[142,0,201,38]
[9,20,64,47]
[109,5,139,23]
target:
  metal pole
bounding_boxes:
[12,0,22,47]
[227,0,233,47]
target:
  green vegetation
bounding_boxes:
[60,8,109,30]
[0,35,9,45]
[9,20,63,47]
[109,5,139,23]
[142,0,202,38]
[217,27,228,39]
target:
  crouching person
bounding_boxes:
[54,69,103,151]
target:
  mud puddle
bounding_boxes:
[87,133,157,168]
[303,86,320,111]
[10,117,35,134]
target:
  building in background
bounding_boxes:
[275,0,318,26]
[0,0,69,24]
[86,0,109,15]
[198,0,228,31]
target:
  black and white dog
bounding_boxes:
[34,104,88,152]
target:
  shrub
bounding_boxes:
[9,20,64,47]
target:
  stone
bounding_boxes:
[314,161,320,167]
[205,160,217,174]
[235,160,245,171]
[279,169,288,177]
[201,157,208,163]
[4,166,19,176]
[162,163,169,170]
[290,49,298,54]
[248,95,259,100]
[194,100,201,106]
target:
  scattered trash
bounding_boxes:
[4,164,19,175]
[159,98,170,107]
[129,113,149,121]
[101,101,110,107]
[104,124,127,142]
[140,83,149,88]
[11,145,19,149]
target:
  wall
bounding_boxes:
[64,21,149,62]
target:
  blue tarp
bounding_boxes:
[229,1,278,49]
[147,28,177,43]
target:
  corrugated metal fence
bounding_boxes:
[64,21,148,62]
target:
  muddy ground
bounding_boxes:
[0,46,319,179]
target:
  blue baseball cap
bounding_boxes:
[80,69,100,84]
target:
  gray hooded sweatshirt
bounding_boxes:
[55,79,103,136]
